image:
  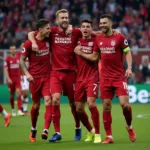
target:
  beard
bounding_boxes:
[101,26,110,34]
[59,22,69,30]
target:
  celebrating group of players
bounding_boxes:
[1,9,136,144]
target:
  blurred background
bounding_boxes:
[0,0,150,103]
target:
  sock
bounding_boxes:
[52,105,61,133]
[30,106,39,128]
[77,111,93,132]
[44,105,52,130]
[22,97,28,112]
[103,110,112,136]
[10,97,14,109]
[123,106,132,127]
[89,106,100,134]
[0,104,3,113]
[17,95,22,110]
[71,105,80,128]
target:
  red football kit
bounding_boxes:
[4,54,21,92]
[50,27,82,99]
[75,37,99,101]
[93,33,129,99]
[22,38,51,101]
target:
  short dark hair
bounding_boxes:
[36,19,50,29]
[81,19,93,26]
[100,14,112,21]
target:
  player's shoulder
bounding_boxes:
[73,27,81,34]
[24,40,32,47]
[95,33,104,41]
[115,32,126,39]
[5,55,10,61]
[50,26,59,33]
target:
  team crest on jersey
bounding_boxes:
[111,40,116,46]
[46,42,49,47]
[88,42,93,46]
[124,39,128,45]
[22,47,26,53]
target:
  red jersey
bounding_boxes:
[22,38,51,78]
[93,33,129,79]
[50,27,82,71]
[76,37,99,81]
[4,54,21,80]
[17,52,29,75]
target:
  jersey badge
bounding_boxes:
[111,40,116,46]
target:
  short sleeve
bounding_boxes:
[120,34,130,52]
[4,57,9,67]
[21,40,31,57]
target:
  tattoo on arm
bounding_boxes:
[20,55,28,73]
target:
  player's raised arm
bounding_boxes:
[74,46,99,61]
[124,50,133,78]
[28,31,38,51]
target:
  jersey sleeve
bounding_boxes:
[93,37,100,53]
[120,34,130,52]
[21,40,31,57]
[4,57,9,68]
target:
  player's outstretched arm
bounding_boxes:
[74,46,99,62]
[28,31,38,51]
[124,50,133,78]
[20,55,34,82]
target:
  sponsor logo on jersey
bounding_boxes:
[100,47,116,54]
[111,40,116,46]
[10,64,19,69]
[81,46,92,53]
[124,39,128,45]
[55,37,72,44]
[35,49,49,56]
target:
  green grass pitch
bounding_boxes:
[0,103,150,150]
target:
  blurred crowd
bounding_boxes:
[0,0,150,84]
[0,0,150,49]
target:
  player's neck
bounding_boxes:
[83,36,91,39]
[105,29,113,37]
[10,54,16,57]
[36,34,45,41]
[59,27,66,32]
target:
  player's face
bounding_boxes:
[41,24,50,38]
[81,22,92,38]
[9,46,16,55]
[99,18,112,34]
[57,13,69,30]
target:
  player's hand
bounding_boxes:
[113,29,120,35]
[7,78,12,84]
[32,42,38,52]
[25,72,34,82]
[125,68,132,78]
[74,46,82,55]
[66,25,73,36]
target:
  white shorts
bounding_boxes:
[21,75,29,91]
